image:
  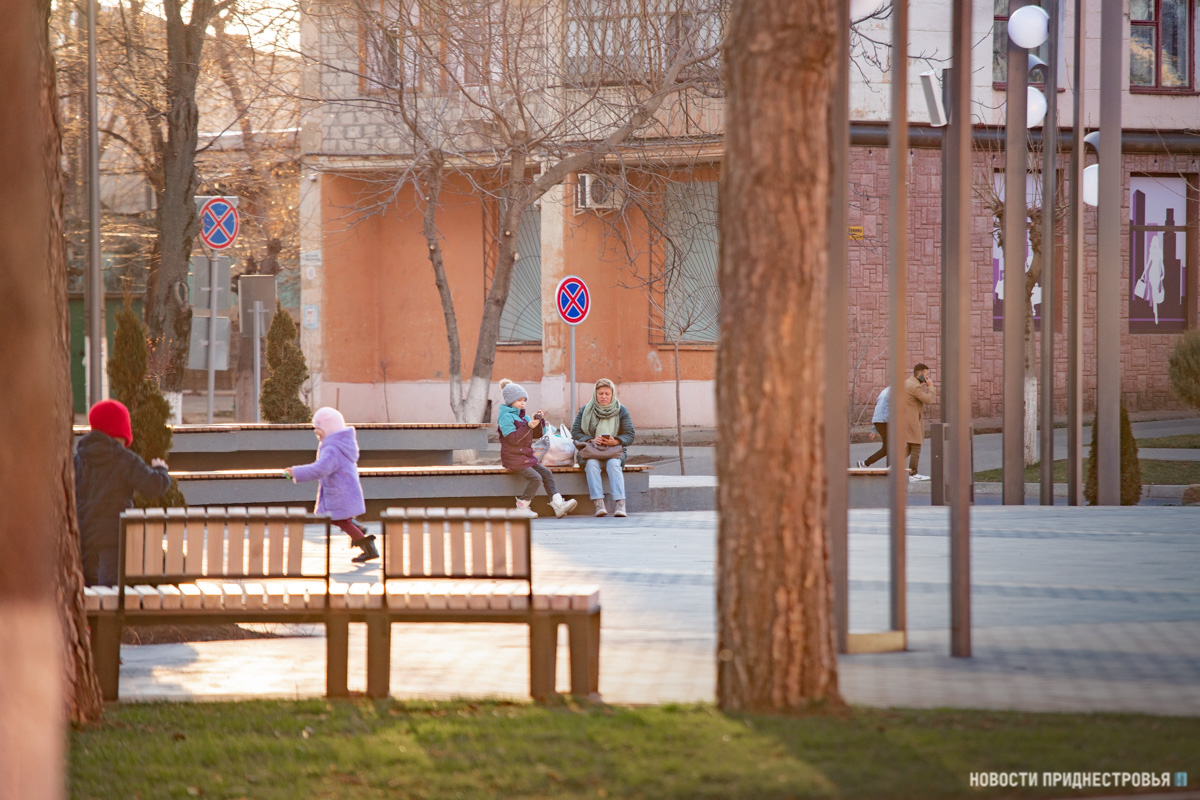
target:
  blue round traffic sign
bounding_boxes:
[199,197,239,250]
[555,275,591,325]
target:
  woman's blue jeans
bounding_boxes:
[584,457,625,500]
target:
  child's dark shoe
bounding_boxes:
[351,534,379,563]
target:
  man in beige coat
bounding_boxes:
[903,363,935,480]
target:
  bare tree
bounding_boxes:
[975,141,1067,464]
[717,0,841,711]
[310,0,726,422]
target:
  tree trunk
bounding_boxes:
[675,338,685,475]
[1024,287,1039,464]
[144,0,222,393]
[717,0,841,712]
[1,2,90,795]
[420,163,468,422]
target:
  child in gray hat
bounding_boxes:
[497,379,577,518]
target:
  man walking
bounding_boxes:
[904,363,935,480]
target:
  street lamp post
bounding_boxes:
[1037,1,1059,507]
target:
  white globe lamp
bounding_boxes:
[1082,164,1099,207]
[1008,5,1050,49]
[1026,86,1047,128]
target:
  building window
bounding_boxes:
[566,0,722,84]
[362,0,424,93]
[659,180,719,343]
[497,207,543,344]
[992,0,1053,86]
[1129,176,1191,333]
[1130,0,1194,91]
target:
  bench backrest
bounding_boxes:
[119,506,330,584]
[379,507,532,583]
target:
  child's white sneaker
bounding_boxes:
[515,498,538,517]
[550,493,578,518]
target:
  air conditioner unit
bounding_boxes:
[576,173,624,211]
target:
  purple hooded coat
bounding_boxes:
[289,427,366,520]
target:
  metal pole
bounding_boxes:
[1039,0,1059,505]
[206,252,217,424]
[1067,0,1086,505]
[253,300,263,424]
[887,0,909,634]
[826,0,851,654]
[1003,0,1029,505]
[86,0,104,406]
[569,325,576,424]
[1096,0,1122,504]
[948,0,973,658]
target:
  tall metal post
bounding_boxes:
[947,0,973,657]
[253,300,264,424]
[1096,0,1122,504]
[826,0,851,654]
[86,0,104,405]
[1003,0,1029,505]
[886,0,909,634]
[1066,0,1086,505]
[1039,0,1059,505]
[206,252,218,424]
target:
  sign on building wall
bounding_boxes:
[1129,176,1188,334]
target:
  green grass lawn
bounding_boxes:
[975,459,1200,485]
[1136,433,1200,449]
[70,700,1200,799]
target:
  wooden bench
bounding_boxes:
[84,506,351,701]
[171,464,652,518]
[362,507,601,701]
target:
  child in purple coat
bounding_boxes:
[284,407,379,563]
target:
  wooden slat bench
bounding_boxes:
[84,506,350,701]
[362,507,601,701]
[171,464,652,518]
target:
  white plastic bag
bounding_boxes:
[539,423,578,466]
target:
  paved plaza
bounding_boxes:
[118,506,1200,716]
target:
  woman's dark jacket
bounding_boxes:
[75,431,171,552]
[570,405,636,467]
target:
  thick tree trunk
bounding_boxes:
[716,0,841,712]
[420,164,468,421]
[1,1,84,795]
[40,0,105,723]
[144,0,221,393]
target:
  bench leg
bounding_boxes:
[91,614,121,702]
[366,613,391,699]
[529,615,557,702]
[589,610,601,696]
[566,614,599,698]
[325,611,349,698]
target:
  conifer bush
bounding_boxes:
[108,298,186,507]
[1168,329,1200,411]
[1084,404,1142,506]
[260,303,312,424]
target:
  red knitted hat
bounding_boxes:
[88,399,133,447]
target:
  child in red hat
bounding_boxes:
[75,399,172,586]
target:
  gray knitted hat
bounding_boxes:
[499,378,528,406]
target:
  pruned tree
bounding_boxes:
[716,0,841,711]
[309,0,726,422]
[975,142,1068,464]
[261,303,313,423]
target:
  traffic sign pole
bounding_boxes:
[207,251,218,423]
[555,276,591,424]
